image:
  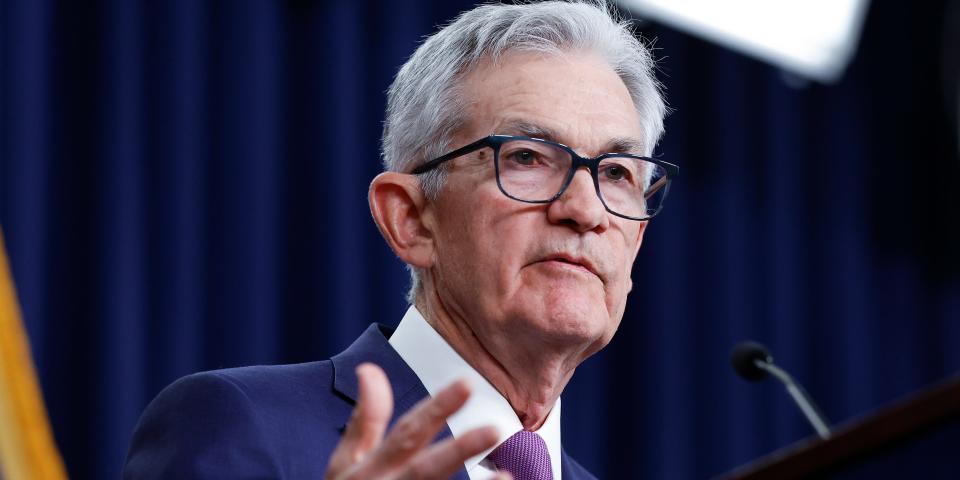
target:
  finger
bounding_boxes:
[366,378,472,468]
[326,363,393,476]
[398,425,501,480]
[350,364,393,454]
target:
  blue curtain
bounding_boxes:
[1,1,957,478]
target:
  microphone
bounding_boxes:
[731,341,832,439]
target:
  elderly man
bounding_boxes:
[123,1,675,479]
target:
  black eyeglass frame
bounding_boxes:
[411,134,680,221]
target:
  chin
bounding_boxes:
[526,290,613,346]
[500,276,618,345]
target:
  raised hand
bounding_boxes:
[325,363,511,480]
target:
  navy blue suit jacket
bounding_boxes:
[123,323,597,479]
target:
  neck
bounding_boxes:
[415,286,589,430]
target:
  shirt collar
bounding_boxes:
[389,305,562,478]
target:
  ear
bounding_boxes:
[368,172,436,269]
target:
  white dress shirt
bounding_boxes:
[389,306,562,480]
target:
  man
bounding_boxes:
[123,1,675,479]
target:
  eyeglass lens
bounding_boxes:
[495,139,668,219]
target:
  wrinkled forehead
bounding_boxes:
[456,51,646,156]
[495,119,647,157]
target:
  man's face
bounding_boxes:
[427,51,647,357]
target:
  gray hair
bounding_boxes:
[380,0,667,303]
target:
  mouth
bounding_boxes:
[538,254,602,281]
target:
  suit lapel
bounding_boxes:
[330,323,469,480]
[330,323,426,413]
[561,447,598,480]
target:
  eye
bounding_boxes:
[601,164,631,182]
[506,149,540,166]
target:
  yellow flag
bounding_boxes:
[0,231,68,480]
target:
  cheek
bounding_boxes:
[438,194,517,287]
[605,271,632,316]
[604,235,642,307]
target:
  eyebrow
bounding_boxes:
[497,119,646,156]
[606,137,646,155]
[498,119,562,143]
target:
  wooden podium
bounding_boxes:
[719,375,960,479]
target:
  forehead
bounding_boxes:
[458,51,644,155]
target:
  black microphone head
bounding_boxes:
[731,341,773,381]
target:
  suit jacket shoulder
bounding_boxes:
[123,358,349,479]
[124,324,406,479]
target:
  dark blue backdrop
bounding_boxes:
[1,1,958,478]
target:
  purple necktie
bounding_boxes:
[487,430,554,480]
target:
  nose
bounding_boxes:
[546,168,609,233]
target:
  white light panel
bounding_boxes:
[616,0,871,83]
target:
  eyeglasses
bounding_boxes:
[411,135,679,221]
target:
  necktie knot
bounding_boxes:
[487,430,553,480]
